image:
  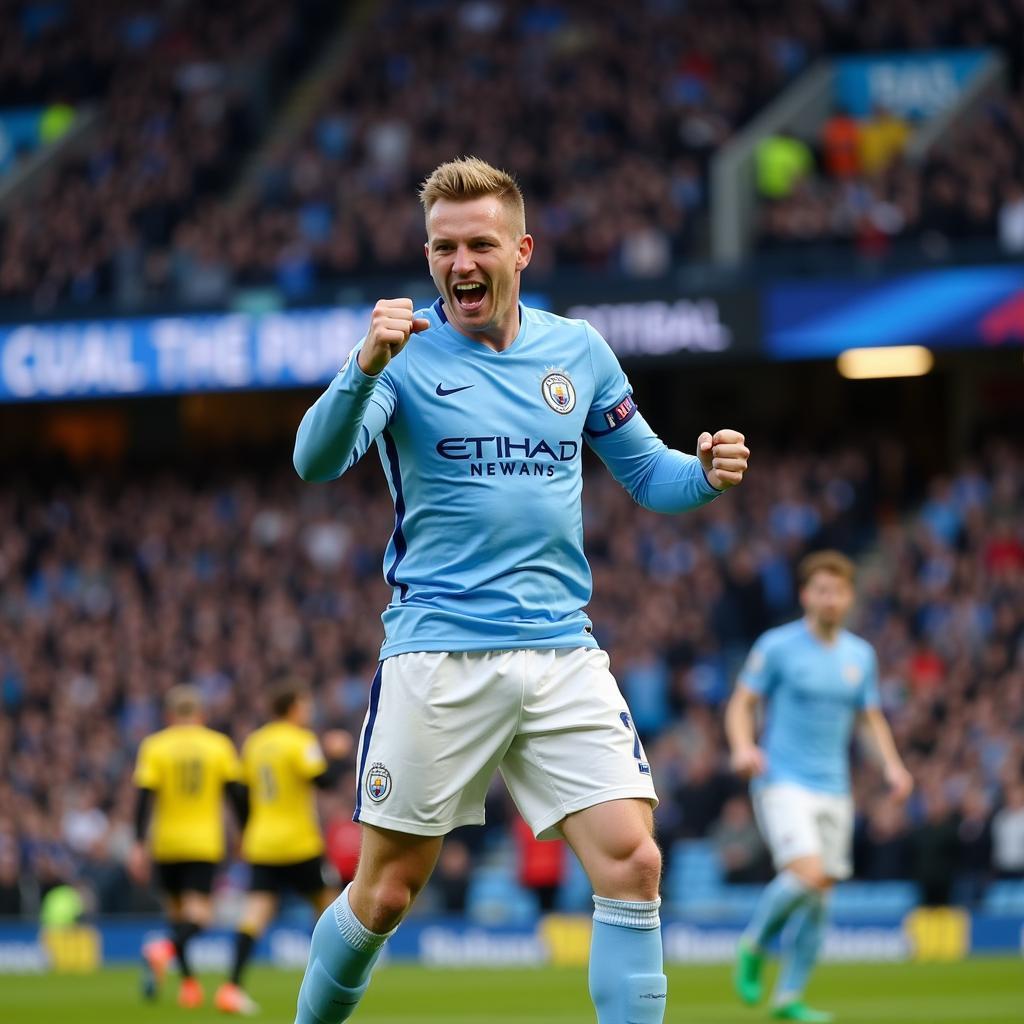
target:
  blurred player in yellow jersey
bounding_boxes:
[215,682,351,1016]
[129,685,245,1009]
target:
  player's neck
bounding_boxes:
[805,616,841,645]
[445,301,521,352]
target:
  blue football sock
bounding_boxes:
[774,889,828,1005]
[589,895,667,1024]
[294,885,394,1024]
[742,871,813,952]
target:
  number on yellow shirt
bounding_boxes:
[175,757,204,796]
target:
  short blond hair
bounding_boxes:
[419,156,526,234]
[165,684,202,720]
[798,550,856,587]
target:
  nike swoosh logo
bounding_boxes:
[435,383,474,396]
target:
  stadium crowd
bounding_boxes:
[4,0,1024,310]
[0,438,1021,918]
[757,87,1024,260]
[0,0,340,309]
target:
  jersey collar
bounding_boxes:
[432,298,528,356]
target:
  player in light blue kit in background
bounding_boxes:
[725,550,913,1023]
[290,156,750,1023]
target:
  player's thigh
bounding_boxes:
[287,857,336,906]
[161,892,184,920]
[239,890,279,934]
[178,862,216,924]
[501,648,657,842]
[354,823,444,891]
[353,652,521,835]
[156,860,209,907]
[180,891,214,926]
[815,792,854,882]
[560,798,661,900]
[752,784,823,873]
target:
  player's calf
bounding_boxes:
[294,885,395,1024]
[588,896,667,1024]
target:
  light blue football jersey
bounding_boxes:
[294,300,719,657]
[739,619,881,795]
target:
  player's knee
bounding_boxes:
[789,862,831,891]
[364,878,418,930]
[184,898,213,929]
[629,838,663,900]
[599,836,662,901]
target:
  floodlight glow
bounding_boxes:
[836,346,934,379]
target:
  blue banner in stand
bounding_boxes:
[0,108,46,174]
[0,284,753,403]
[0,913,1020,972]
[764,265,1024,360]
[834,50,991,119]
[0,307,375,403]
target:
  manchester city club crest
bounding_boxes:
[843,663,863,687]
[365,762,392,802]
[541,371,576,414]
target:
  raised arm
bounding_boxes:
[293,299,427,482]
[293,359,395,482]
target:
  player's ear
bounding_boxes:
[423,241,430,263]
[516,233,534,272]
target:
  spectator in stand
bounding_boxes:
[672,747,737,841]
[433,838,472,915]
[822,105,861,180]
[857,106,910,178]
[710,796,770,884]
[956,788,993,905]
[910,785,960,906]
[0,845,26,917]
[992,783,1024,879]
[857,801,912,881]
[998,181,1024,254]
[323,780,361,890]
[756,134,814,201]
[514,816,567,913]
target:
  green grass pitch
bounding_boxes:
[2,959,1021,1023]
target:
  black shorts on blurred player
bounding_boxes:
[155,860,217,896]
[248,857,328,895]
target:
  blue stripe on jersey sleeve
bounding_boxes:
[293,347,397,481]
[381,429,409,602]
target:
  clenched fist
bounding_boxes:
[357,298,431,376]
[730,744,767,780]
[698,429,749,490]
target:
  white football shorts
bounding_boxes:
[353,647,658,840]
[752,782,854,880]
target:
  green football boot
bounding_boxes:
[771,1001,835,1022]
[733,939,764,1005]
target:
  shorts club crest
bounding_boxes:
[365,763,392,802]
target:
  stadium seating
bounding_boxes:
[466,867,540,926]
[982,881,1024,917]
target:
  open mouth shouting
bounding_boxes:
[452,280,488,314]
